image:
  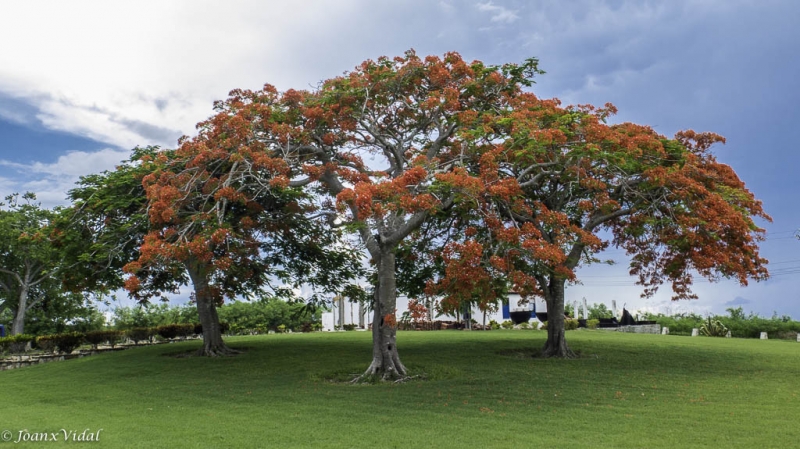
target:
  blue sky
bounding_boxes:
[1,0,798,317]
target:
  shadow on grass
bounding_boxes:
[161,347,252,358]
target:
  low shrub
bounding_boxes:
[587,319,599,329]
[700,318,728,337]
[106,330,124,348]
[0,334,35,354]
[193,322,230,336]
[342,324,356,331]
[11,334,34,353]
[488,320,500,330]
[277,324,287,333]
[35,335,57,353]
[176,323,195,339]
[127,327,155,345]
[85,330,110,349]
[500,320,515,329]
[157,324,182,340]
[52,332,86,354]
[518,322,530,329]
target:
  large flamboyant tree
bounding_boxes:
[123,93,363,356]
[187,50,543,378]
[301,51,543,379]
[448,94,770,357]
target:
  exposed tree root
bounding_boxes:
[351,358,407,383]
[195,344,241,357]
[393,374,425,384]
[540,342,577,359]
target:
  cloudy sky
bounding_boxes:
[1,0,798,317]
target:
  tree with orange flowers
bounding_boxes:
[447,94,771,357]
[123,92,364,356]
[301,51,543,379]
[186,50,543,377]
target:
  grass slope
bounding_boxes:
[1,330,798,448]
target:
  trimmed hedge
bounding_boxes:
[85,330,124,349]
[127,327,156,345]
[157,324,182,340]
[0,334,34,354]
[52,332,86,354]
[35,335,57,353]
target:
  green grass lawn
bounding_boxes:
[1,330,798,448]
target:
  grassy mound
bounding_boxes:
[1,330,798,448]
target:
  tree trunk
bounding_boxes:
[357,249,407,381]
[186,259,238,357]
[541,277,576,358]
[11,285,29,335]
[338,295,345,329]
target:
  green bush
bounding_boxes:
[111,300,321,335]
[85,330,110,349]
[587,319,599,329]
[518,322,530,329]
[540,321,547,331]
[52,332,86,354]
[10,334,34,353]
[157,323,196,340]
[156,324,182,340]
[488,320,500,330]
[0,334,35,354]
[35,334,57,353]
[82,330,124,349]
[127,327,155,345]
[700,318,728,337]
[500,320,515,329]
[217,300,319,334]
[277,324,287,333]
[106,330,124,348]
[192,322,232,335]
[176,323,195,339]
[647,313,704,336]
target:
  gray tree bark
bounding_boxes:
[357,249,407,381]
[541,277,576,358]
[8,268,46,336]
[186,258,238,357]
[11,285,28,335]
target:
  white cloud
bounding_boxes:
[476,1,519,23]
[0,0,367,149]
[0,148,130,207]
